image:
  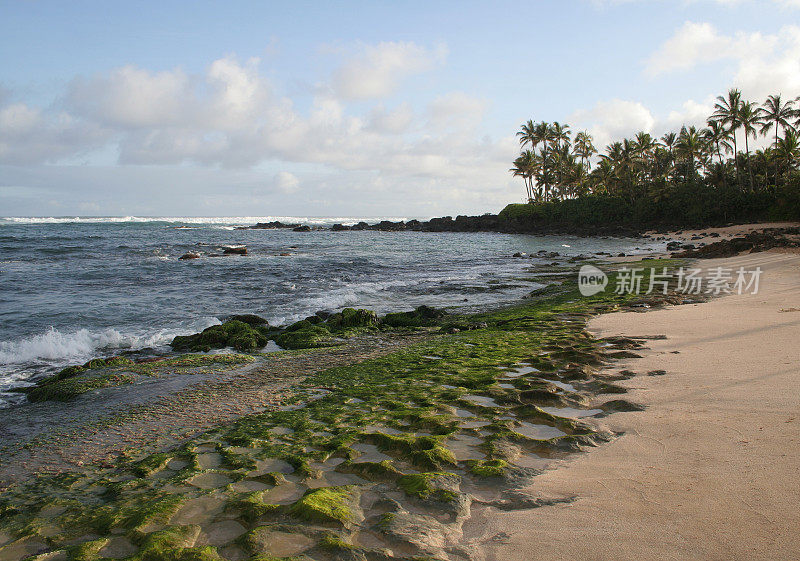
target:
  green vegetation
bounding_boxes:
[397,472,459,501]
[381,305,447,328]
[171,320,273,352]
[468,458,510,478]
[0,262,684,560]
[509,90,800,229]
[287,486,358,524]
[23,353,253,402]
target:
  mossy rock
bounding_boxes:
[325,308,379,330]
[467,459,509,478]
[397,472,460,501]
[25,372,134,402]
[134,526,224,561]
[287,486,361,525]
[236,492,281,523]
[365,433,457,470]
[226,314,269,326]
[337,460,401,482]
[170,320,269,352]
[273,325,336,350]
[381,305,446,328]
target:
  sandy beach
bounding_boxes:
[473,249,800,560]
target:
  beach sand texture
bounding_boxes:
[474,250,800,561]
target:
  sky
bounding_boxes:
[1,0,799,217]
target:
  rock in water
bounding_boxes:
[179,252,202,260]
[222,245,247,255]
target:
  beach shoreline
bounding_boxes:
[471,249,800,560]
[0,227,797,560]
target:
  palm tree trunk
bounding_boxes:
[715,141,727,190]
[775,121,780,189]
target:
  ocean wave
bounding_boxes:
[0,317,220,366]
[0,216,417,227]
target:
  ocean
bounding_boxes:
[0,216,662,407]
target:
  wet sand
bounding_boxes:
[473,250,800,560]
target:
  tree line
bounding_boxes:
[511,89,800,206]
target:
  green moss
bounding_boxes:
[24,353,250,402]
[134,527,223,561]
[236,492,281,523]
[273,325,336,350]
[326,308,378,330]
[226,314,269,326]
[219,448,257,471]
[53,365,86,380]
[170,320,270,352]
[251,472,287,486]
[71,492,184,534]
[132,451,178,476]
[129,353,253,375]
[468,459,509,478]
[288,486,356,524]
[0,260,687,560]
[318,532,355,551]
[339,460,401,481]
[25,372,135,402]
[66,537,109,561]
[377,512,395,531]
[365,433,457,470]
[381,305,446,328]
[397,472,459,501]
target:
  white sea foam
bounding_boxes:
[0,317,220,366]
[0,216,417,226]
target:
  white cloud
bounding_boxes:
[0,44,511,200]
[274,171,300,193]
[367,103,414,134]
[645,22,729,76]
[0,102,110,165]
[67,65,193,128]
[427,92,487,131]
[646,22,800,100]
[330,41,447,100]
[569,99,656,149]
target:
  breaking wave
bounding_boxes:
[0,317,221,366]
[0,216,415,226]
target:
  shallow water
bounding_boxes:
[539,406,603,418]
[0,217,660,406]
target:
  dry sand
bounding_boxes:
[650,221,800,242]
[470,250,800,561]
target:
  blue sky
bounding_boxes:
[1,0,799,216]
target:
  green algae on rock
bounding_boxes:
[170,320,273,353]
[22,354,254,403]
[0,260,685,561]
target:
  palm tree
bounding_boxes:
[760,95,796,186]
[573,131,596,170]
[551,122,571,151]
[702,120,732,188]
[738,101,762,191]
[676,126,703,182]
[573,131,596,194]
[661,132,677,170]
[510,150,537,202]
[533,122,551,200]
[774,128,800,181]
[516,120,538,154]
[713,88,742,186]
